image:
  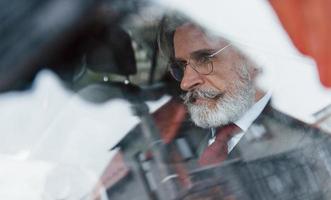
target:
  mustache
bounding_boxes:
[181,89,224,104]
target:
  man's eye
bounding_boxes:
[174,60,187,69]
[195,56,211,64]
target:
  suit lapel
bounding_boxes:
[228,102,273,160]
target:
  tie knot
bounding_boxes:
[199,123,241,166]
[216,123,241,141]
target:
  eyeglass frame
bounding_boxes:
[168,44,232,81]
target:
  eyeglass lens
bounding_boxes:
[170,61,185,81]
[169,59,213,81]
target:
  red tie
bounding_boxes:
[199,123,240,166]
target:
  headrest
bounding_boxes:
[84,26,137,76]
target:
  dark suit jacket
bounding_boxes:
[227,102,323,162]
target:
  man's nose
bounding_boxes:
[180,65,204,91]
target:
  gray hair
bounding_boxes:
[157,13,260,79]
[157,14,198,61]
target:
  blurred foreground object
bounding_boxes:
[0,0,96,92]
[269,0,331,87]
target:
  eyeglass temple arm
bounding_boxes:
[209,44,232,57]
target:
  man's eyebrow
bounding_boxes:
[173,57,187,62]
[174,49,215,61]
[190,48,215,58]
[191,48,215,54]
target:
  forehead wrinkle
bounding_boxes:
[174,24,222,59]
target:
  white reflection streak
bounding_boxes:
[0,69,172,199]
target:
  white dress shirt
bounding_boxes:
[227,91,272,153]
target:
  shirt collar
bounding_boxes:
[234,90,272,132]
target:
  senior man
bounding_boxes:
[158,17,272,166]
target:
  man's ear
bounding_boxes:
[248,66,265,101]
[250,66,262,80]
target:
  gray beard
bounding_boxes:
[182,80,255,128]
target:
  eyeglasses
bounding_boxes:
[169,44,231,81]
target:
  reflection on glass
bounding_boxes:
[2,1,331,200]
